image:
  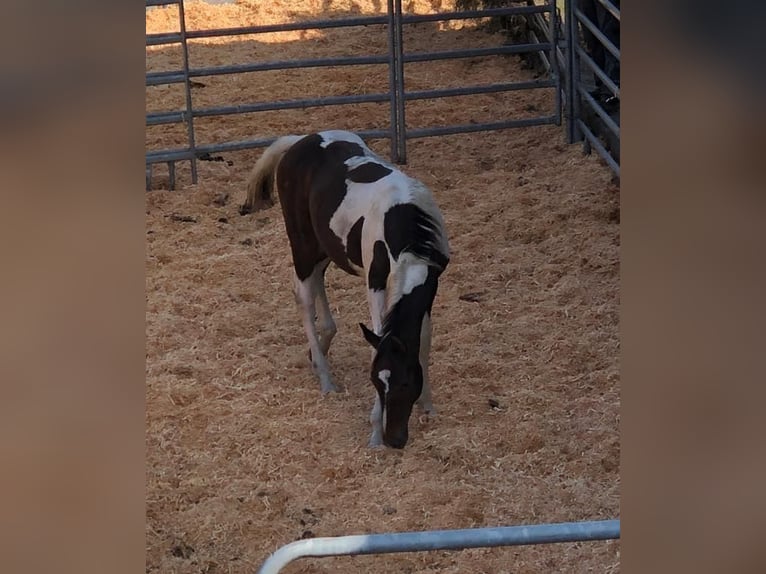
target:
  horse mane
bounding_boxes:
[239,134,304,214]
[380,258,441,344]
[388,180,450,270]
[380,186,450,340]
[399,204,449,270]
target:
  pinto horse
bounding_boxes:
[240,130,449,448]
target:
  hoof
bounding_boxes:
[368,436,384,448]
[418,402,436,415]
[320,380,339,394]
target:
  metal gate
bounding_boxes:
[565,0,620,176]
[145,0,562,190]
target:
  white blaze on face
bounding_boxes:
[378,369,391,432]
[378,369,391,394]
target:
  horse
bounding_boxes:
[240,130,450,449]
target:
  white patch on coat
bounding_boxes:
[368,289,387,335]
[399,261,428,295]
[344,155,389,170]
[318,130,367,148]
[329,173,408,250]
[378,368,392,433]
[317,131,447,267]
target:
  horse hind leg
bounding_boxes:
[314,261,337,355]
[293,264,339,394]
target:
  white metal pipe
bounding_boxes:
[257,519,620,574]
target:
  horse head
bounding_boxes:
[360,324,423,449]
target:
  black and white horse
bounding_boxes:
[240,130,450,448]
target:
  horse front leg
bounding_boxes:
[368,393,384,447]
[294,269,338,394]
[416,312,435,414]
[365,237,389,336]
[366,287,387,335]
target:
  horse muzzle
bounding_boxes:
[384,431,408,449]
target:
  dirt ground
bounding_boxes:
[146,2,620,572]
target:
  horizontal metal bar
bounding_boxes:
[145,0,180,6]
[146,79,553,126]
[194,138,280,155]
[405,79,555,101]
[577,119,620,177]
[146,72,185,86]
[146,32,182,47]
[185,15,388,40]
[146,94,385,125]
[344,128,391,141]
[577,85,619,137]
[193,92,388,118]
[146,147,196,164]
[407,115,558,139]
[147,43,550,87]
[146,54,389,85]
[595,0,620,22]
[193,131,393,155]
[405,42,552,63]
[574,8,620,61]
[146,129,393,164]
[146,114,558,162]
[402,5,551,25]
[147,115,561,163]
[146,111,186,126]
[176,6,551,43]
[257,519,620,574]
[191,54,387,75]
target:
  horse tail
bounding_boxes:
[240,135,304,214]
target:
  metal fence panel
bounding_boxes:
[565,0,620,177]
[145,0,562,189]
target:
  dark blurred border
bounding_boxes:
[0,3,145,574]
[624,1,766,572]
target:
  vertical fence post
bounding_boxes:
[392,0,407,163]
[386,0,400,162]
[386,0,407,163]
[564,0,579,143]
[178,0,198,185]
[549,0,562,126]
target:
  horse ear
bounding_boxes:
[359,323,381,349]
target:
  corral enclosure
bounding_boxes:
[146,1,620,572]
